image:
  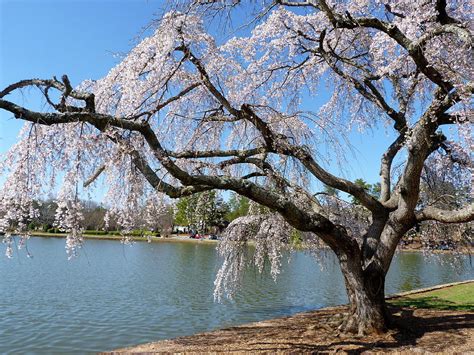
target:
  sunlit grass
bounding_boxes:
[390,282,474,311]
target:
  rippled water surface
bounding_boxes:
[0,237,472,353]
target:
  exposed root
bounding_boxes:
[338,310,388,336]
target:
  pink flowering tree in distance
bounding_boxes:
[0,0,472,334]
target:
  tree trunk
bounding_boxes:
[338,256,388,335]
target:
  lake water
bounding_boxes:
[0,237,472,354]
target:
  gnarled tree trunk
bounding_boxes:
[338,254,388,335]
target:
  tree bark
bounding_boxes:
[338,254,388,335]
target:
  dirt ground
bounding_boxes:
[108,305,473,354]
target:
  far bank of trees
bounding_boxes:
[29,200,109,233]
[173,192,254,234]
[25,199,173,236]
[24,192,258,236]
[15,175,472,248]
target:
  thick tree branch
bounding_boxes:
[274,0,317,7]
[1,84,358,251]
[167,147,267,159]
[416,204,474,223]
[175,49,387,213]
[435,0,460,24]
[0,78,96,112]
[414,23,472,48]
[379,132,406,203]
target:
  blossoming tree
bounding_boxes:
[0,0,472,334]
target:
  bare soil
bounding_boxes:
[108,305,473,354]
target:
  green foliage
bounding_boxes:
[351,178,381,204]
[225,193,250,221]
[46,228,61,233]
[371,182,381,199]
[323,184,339,197]
[290,229,303,247]
[83,230,108,235]
[83,229,153,236]
[174,191,229,232]
[28,222,38,230]
[174,197,191,226]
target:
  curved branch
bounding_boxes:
[172,49,387,213]
[380,132,406,203]
[315,0,454,92]
[416,203,474,223]
[0,78,95,112]
[0,90,357,252]
[414,24,472,48]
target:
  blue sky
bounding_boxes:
[0,0,162,150]
[0,0,394,197]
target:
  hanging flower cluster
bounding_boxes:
[55,199,84,259]
[214,212,292,301]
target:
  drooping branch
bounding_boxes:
[177,48,387,213]
[241,105,386,213]
[313,31,407,132]
[115,121,359,251]
[0,79,360,252]
[312,0,454,92]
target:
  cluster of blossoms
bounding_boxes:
[55,199,84,259]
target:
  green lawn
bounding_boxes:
[390,282,474,311]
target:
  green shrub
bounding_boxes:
[46,228,61,233]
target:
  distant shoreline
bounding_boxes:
[27,232,473,253]
[29,232,219,244]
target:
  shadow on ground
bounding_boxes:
[390,296,474,311]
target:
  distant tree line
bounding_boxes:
[25,192,257,236]
[19,175,473,248]
[173,191,254,234]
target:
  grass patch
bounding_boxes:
[390,282,474,311]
